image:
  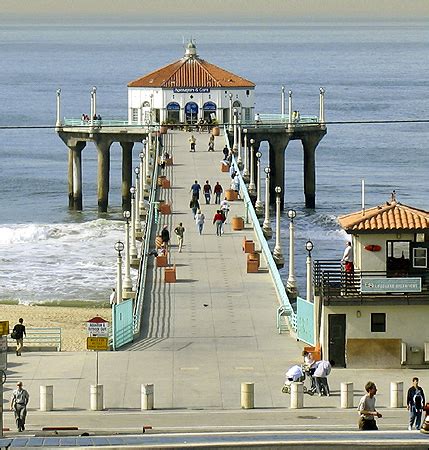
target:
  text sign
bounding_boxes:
[0,321,9,336]
[173,87,210,93]
[87,322,109,337]
[361,277,422,293]
[87,337,109,351]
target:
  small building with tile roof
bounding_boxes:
[313,193,429,369]
[127,41,255,126]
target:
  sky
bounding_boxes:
[1,0,429,23]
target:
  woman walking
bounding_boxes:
[195,209,205,235]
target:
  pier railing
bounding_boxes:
[224,127,296,333]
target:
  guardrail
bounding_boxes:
[133,135,161,335]
[223,127,296,333]
[7,327,61,351]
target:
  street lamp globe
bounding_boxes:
[130,186,135,196]
[114,241,124,254]
[134,167,139,175]
[264,167,270,175]
[287,209,296,221]
[123,210,131,220]
[250,138,255,145]
[275,186,281,194]
[305,239,314,255]
[256,151,262,159]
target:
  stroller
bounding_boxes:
[281,364,315,396]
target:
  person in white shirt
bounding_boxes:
[285,364,304,382]
[10,381,30,432]
[358,381,382,430]
[220,198,230,220]
[109,288,117,306]
[313,360,335,396]
[342,241,354,272]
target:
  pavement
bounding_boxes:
[2,130,429,447]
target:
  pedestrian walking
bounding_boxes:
[208,134,215,152]
[189,134,196,152]
[407,377,425,430]
[10,381,29,432]
[195,209,205,235]
[190,197,200,218]
[174,222,185,253]
[203,180,212,204]
[213,210,225,236]
[161,225,170,249]
[222,145,229,160]
[190,180,201,200]
[11,318,26,356]
[220,197,230,221]
[358,381,382,430]
[109,288,117,306]
[213,182,223,204]
[313,359,334,396]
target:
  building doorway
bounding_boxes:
[328,314,346,367]
[185,102,198,124]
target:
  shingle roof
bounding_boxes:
[127,57,255,89]
[338,200,429,233]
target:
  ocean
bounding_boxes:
[0,22,428,303]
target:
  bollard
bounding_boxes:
[340,382,354,408]
[40,385,54,411]
[390,381,403,408]
[141,384,154,410]
[90,384,104,411]
[290,382,304,409]
[241,382,254,409]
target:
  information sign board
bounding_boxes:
[0,321,9,336]
[86,337,109,351]
[86,317,109,337]
[361,277,422,293]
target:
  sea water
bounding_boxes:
[0,22,428,303]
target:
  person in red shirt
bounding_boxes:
[213,210,224,236]
[213,182,223,204]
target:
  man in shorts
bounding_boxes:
[358,381,382,430]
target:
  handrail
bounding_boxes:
[133,130,161,334]
[7,327,61,352]
[223,127,295,331]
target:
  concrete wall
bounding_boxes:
[321,303,429,367]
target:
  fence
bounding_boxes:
[7,328,61,352]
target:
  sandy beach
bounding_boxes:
[1,304,112,351]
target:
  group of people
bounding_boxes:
[188,134,216,152]
[80,113,102,122]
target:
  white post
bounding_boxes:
[255,153,264,215]
[290,382,304,409]
[145,136,151,185]
[240,382,254,409]
[306,253,313,302]
[90,89,94,126]
[281,85,285,116]
[340,382,354,408]
[262,168,272,239]
[288,90,293,126]
[116,246,123,304]
[139,149,146,208]
[141,384,154,410]
[130,189,138,259]
[55,89,61,127]
[134,170,142,230]
[90,384,103,411]
[390,381,404,408]
[233,109,238,149]
[92,86,97,117]
[40,385,53,411]
[248,139,256,195]
[237,120,242,166]
[319,87,325,124]
[123,212,133,292]
[287,212,297,295]
[243,130,249,179]
[273,187,284,266]
[228,93,233,131]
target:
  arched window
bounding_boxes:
[166,102,180,123]
[203,101,217,123]
[233,100,241,108]
[185,102,199,124]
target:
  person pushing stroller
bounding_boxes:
[282,363,314,395]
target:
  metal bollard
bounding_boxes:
[90,384,104,411]
[340,382,354,408]
[390,381,403,408]
[40,385,53,411]
[241,382,254,409]
[141,384,154,410]
[290,382,304,409]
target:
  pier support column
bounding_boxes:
[120,142,133,212]
[95,138,113,213]
[68,141,86,210]
[268,137,290,210]
[302,132,324,209]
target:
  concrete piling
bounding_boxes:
[90,384,104,411]
[290,382,304,409]
[390,381,403,408]
[141,384,154,410]
[240,382,254,409]
[340,382,354,408]
[40,385,53,411]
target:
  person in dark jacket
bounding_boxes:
[407,377,425,430]
[12,318,26,356]
[161,225,170,249]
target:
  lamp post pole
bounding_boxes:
[306,240,314,302]
[123,210,133,292]
[114,241,124,304]
[237,119,242,168]
[248,139,256,196]
[286,209,298,297]
[281,85,285,116]
[134,167,142,232]
[56,88,61,127]
[262,167,272,239]
[243,129,249,182]
[139,147,146,209]
[129,187,138,259]
[255,151,264,216]
[233,108,238,150]
[319,87,325,124]
[273,186,284,268]
[145,138,151,190]
[288,90,293,127]
[92,86,97,118]
[228,93,233,131]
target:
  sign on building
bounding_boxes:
[86,317,109,337]
[361,277,422,294]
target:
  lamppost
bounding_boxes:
[114,241,124,304]
[233,108,238,151]
[92,86,97,117]
[56,88,61,127]
[228,93,233,131]
[134,167,142,232]
[248,139,256,196]
[242,129,249,182]
[139,145,146,208]
[262,167,272,239]
[281,85,285,116]
[319,87,325,124]
[123,210,133,293]
[286,209,298,298]
[273,186,284,268]
[288,90,293,127]
[305,239,314,302]
[145,138,151,192]
[129,187,138,260]
[237,119,242,168]
[255,151,264,216]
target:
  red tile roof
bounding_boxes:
[339,200,429,233]
[128,57,255,89]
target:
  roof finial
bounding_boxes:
[391,190,397,203]
[184,39,198,59]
